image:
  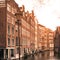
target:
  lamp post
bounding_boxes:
[15,13,22,60]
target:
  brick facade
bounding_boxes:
[0,0,54,59]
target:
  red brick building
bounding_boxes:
[37,24,46,51]
[37,24,54,51]
[0,0,37,59]
[0,0,19,59]
[54,26,60,53]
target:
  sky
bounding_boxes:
[15,0,60,31]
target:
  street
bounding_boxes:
[21,51,60,60]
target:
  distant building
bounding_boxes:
[37,24,54,51]
[38,24,47,51]
[54,26,60,53]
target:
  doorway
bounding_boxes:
[0,49,4,58]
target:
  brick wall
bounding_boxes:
[0,7,6,48]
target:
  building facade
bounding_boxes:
[37,24,54,51]
[0,0,36,59]
[37,24,47,51]
[0,0,19,59]
[54,26,60,53]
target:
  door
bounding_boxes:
[0,49,4,58]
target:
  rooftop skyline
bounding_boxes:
[15,0,60,31]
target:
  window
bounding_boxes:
[50,44,54,47]
[16,37,19,46]
[7,4,12,12]
[10,49,14,57]
[12,39,14,46]
[15,25,18,32]
[8,25,10,34]
[12,17,15,25]
[7,14,12,23]
[22,38,27,45]
[12,8,15,14]
[16,48,19,54]
[8,38,10,46]
[12,26,14,34]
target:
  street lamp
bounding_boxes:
[15,12,22,60]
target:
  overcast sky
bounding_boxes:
[15,0,60,31]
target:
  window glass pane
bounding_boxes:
[8,25,10,34]
[12,27,14,34]
[16,37,19,46]
[7,14,12,23]
[15,25,18,32]
[16,48,19,54]
[10,49,14,57]
[8,38,10,46]
[12,39,14,46]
